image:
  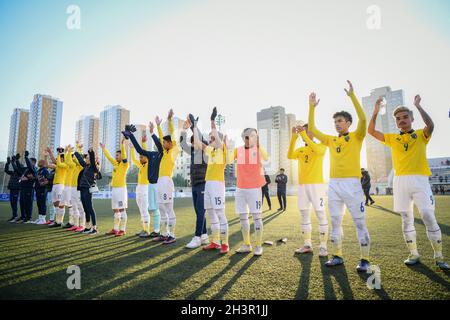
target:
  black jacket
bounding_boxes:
[262,174,271,190]
[129,132,163,184]
[275,174,288,192]
[4,161,21,190]
[12,158,35,189]
[75,150,101,190]
[361,172,371,189]
[180,130,208,186]
[35,167,50,191]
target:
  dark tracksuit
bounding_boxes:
[180,130,208,237]
[75,150,101,226]
[261,174,271,209]
[129,132,163,184]
[361,172,374,205]
[12,158,35,221]
[34,167,50,216]
[275,173,288,210]
[4,161,21,218]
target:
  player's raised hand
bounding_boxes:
[168,109,174,120]
[182,118,191,130]
[149,121,155,133]
[344,80,354,96]
[155,116,162,126]
[296,125,305,133]
[374,96,383,114]
[99,142,105,149]
[292,126,298,134]
[414,94,422,108]
[309,92,320,107]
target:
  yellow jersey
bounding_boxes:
[383,129,432,176]
[205,144,227,182]
[64,152,76,187]
[53,153,68,185]
[71,155,84,188]
[287,131,326,184]
[158,119,180,177]
[131,143,149,185]
[103,142,129,188]
[308,91,366,178]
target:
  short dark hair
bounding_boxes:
[280,168,285,171]
[163,135,172,143]
[333,111,352,123]
[30,158,37,163]
[116,150,121,154]
[302,123,308,129]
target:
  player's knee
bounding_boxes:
[420,209,438,229]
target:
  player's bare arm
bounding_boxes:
[368,97,386,142]
[414,94,434,138]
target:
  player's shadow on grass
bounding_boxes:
[406,263,450,290]
[319,256,354,300]
[186,253,253,299]
[357,273,391,300]
[294,253,313,300]
[74,228,254,299]
[0,236,142,278]
[371,205,450,236]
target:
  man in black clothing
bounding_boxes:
[12,152,36,223]
[30,155,50,224]
[4,156,21,222]
[261,174,271,211]
[275,168,288,211]
[180,114,210,248]
[361,168,375,206]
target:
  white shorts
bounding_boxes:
[393,175,434,212]
[298,184,327,211]
[136,184,149,214]
[63,187,73,206]
[328,178,365,219]
[157,176,174,203]
[235,188,262,214]
[70,187,81,201]
[204,181,226,210]
[112,187,128,210]
[51,184,65,203]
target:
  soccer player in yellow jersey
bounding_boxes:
[193,107,230,254]
[62,145,76,229]
[101,138,130,237]
[368,95,449,270]
[67,142,87,232]
[130,134,151,238]
[308,81,371,272]
[47,147,68,227]
[288,123,328,256]
[153,109,180,244]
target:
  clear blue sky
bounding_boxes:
[1,0,449,164]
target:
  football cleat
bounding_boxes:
[319,247,328,257]
[163,236,176,245]
[149,231,160,238]
[200,234,209,245]
[220,244,230,254]
[254,246,263,256]
[404,254,421,266]
[115,230,126,237]
[236,244,253,254]
[325,256,344,267]
[295,246,313,254]
[435,260,450,270]
[105,229,119,236]
[203,242,221,251]
[152,234,168,242]
[356,259,370,273]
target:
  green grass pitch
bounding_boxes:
[0,196,449,300]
